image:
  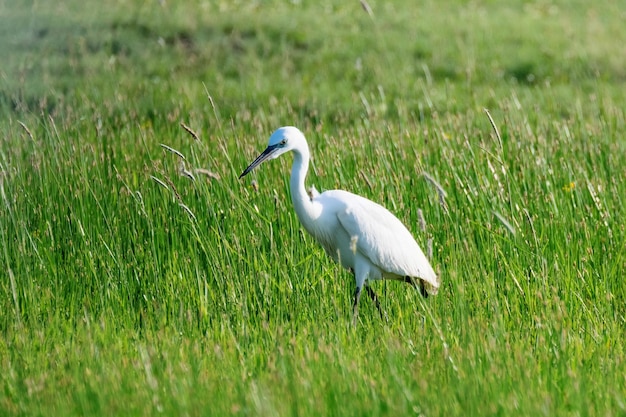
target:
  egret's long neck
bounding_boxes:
[290,145,318,227]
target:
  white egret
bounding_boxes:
[240,126,439,323]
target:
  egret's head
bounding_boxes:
[239,126,304,178]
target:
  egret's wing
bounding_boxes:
[332,191,438,289]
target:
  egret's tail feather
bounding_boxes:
[422,273,440,296]
[423,280,439,296]
[405,275,439,297]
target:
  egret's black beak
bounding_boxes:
[239,144,280,179]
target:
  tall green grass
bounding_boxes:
[1,0,625,415]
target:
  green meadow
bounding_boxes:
[1,0,625,415]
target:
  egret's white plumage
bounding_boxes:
[240,126,439,322]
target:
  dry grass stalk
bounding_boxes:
[493,211,516,235]
[161,175,182,203]
[360,0,374,17]
[195,168,221,180]
[18,121,33,140]
[179,203,197,221]
[422,171,449,212]
[417,208,427,233]
[150,175,169,190]
[180,122,200,141]
[359,170,374,191]
[160,144,186,160]
[179,161,195,181]
[484,108,503,151]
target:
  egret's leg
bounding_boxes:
[366,286,387,322]
[352,263,368,325]
[419,280,428,298]
[352,286,362,326]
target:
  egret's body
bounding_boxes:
[240,126,439,322]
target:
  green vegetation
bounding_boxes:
[1,0,625,415]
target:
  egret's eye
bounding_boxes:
[280,139,287,146]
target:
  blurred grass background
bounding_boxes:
[1,0,625,415]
